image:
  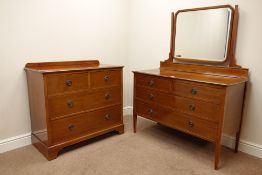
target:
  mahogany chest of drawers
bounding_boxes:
[133,62,248,169]
[25,60,124,160]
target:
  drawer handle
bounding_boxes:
[105,114,110,120]
[104,76,109,82]
[148,80,154,87]
[67,100,74,108]
[149,94,154,100]
[105,93,111,100]
[66,80,73,86]
[148,108,154,115]
[188,121,194,128]
[189,104,196,112]
[191,88,197,95]
[68,124,75,131]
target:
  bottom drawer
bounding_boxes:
[50,105,122,144]
[135,99,217,142]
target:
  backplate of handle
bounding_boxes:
[67,100,74,108]
[191,88,197,95]
[105,114,110,120]
[148,108,154,115]
[149,93,154,100]
[68,124,75,131]
[148,80,154,87]
[188,121,194,128]
[66,80,73,86]
[104,76,109,81]
[189,104,196,112]
[105,93,111,100]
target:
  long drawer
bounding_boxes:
[50,105,122,144]
[48,87,121,119]
[135,99,217,142]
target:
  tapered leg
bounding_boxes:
[133,113,137,133]
[235,132,240,152]
[214,142,221,170]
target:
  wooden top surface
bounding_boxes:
[24,60,123,73]
[133,68,248,86]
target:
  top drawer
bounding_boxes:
[90,69,121,88]
[46,72,89,95]
[173,80,225,104]
[135,73,172,92]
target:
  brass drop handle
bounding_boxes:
[105,114,110,120]
[148,80,154,87]
[66,80,73,86]
[189,104,196,112]
[67,100,74,108]
[149,94,154,100]
[188,121,194,128]
[104,76,109,82]
[148,108,154,115]
[68,124,75,131]
[105,93,111,100]
[191,88,197,95]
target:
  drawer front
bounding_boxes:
[50,105,122,144]
[173,80,225,104]
[173,96,221,122]
[135,74,172,92]
[136,86,174,108]
[48,87,121,119]
[162,111,218,142]
[90,69,121,88]
[46,72,89,95]
[135,99,173,121]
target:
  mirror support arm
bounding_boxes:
[167,12,176,62]
[229,5,240,67]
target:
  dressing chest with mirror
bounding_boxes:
[25,60,124,160]
[133,5,248,169]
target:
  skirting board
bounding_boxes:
[0,133,31,153]
[1,106,262,159]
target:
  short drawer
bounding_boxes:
[50,105,122,144]
[46,72,89,95]
[165,111,218,142]
[90,69,121,88]
[135,73,172,92]
[136,86,174,108]
[173,80,225,104]
[173,96,221,122]
[135,99,173,121]
[48,87,121,119]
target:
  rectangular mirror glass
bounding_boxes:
[174,7,232,62]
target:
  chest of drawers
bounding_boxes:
[133,62,248,169]
[25,60,124,160]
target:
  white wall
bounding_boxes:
[127,0,262,147]
[1,0,262,156]
[0,0,129,140]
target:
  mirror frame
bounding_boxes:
[167,5,239,67]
